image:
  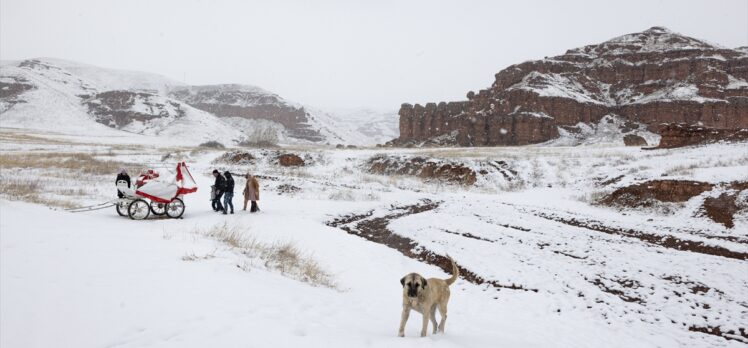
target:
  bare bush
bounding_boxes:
[328,189,380,201]
[664,163,697,177]
[198,141,225,149]
[501,178,528,192]
[576,189,612,204]
[239,127,280,148]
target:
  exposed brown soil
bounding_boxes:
[701,182,747,229]
[327,200,537,292]
[588,276,645,304]
[442,229,495,242]
[702,193,741,228]
[599,175,625,186]
[277,153,305,167]
[212,151,255,165]
[532,211,748,260]
[601,180,714,207]
[367,155,477,185]
[661,275,721,296]
[486,160,518,181]
[688,326,748,344]
[473,214,532,232]
[552,250,588,259]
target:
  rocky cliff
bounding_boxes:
[394,27,748,146]
[170,85,324,142]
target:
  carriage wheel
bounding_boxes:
[116,201,128,216]
[128,199,151,220]
[166,198,185,219]
[150,201,167,216]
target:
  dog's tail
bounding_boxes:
[444,254,459,286]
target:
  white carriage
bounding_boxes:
[115,162,198,220]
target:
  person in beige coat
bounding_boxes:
[243,173,260,212]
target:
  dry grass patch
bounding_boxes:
[196,223,336,289]
[0,177,79,209]
[0,152,130,175]
[0,131,75,145]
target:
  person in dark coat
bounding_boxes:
[212,170,225,212]
[222,171,235,214]
[116,169,131,198]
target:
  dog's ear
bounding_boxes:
[421,277,428,288]
[400,277,406,286]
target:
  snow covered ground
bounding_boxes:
[1,128,746,347]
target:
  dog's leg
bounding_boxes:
[430,304,438,334]
[437,301,448,333]
[398,306,410,337]
[420,310,430,337]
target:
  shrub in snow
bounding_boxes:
[198,141,225,149]
[238,127,280,148]
[195,223,336,288]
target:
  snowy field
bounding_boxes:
[1,127,747,348]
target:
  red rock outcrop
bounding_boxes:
[367,155,478,185]
[656,123,748,148]
[601,180,714,207]
[394,27,748,146]
[277,153,305,167]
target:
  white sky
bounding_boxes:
[1,0,746,109]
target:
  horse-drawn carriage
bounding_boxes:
[115,162,198,220]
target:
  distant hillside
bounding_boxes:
[0,58,398,146]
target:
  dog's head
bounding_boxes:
[400,273,427,298]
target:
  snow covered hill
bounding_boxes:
[305,107,399,146]
[0,59,244,145]
[0,58,398,146]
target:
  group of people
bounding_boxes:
[211,170,260,214]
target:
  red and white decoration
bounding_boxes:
[134,162,198,203]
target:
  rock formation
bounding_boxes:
[394,27,748,146]
[656,123,748,148]
[170,85,324,142]
[277,153,305,166]
[83,90,185,129]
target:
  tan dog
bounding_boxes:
[398,256,459,337]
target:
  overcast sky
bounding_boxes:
[1,0,746,109]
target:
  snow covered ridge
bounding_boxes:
[396,26,748,147]
[0,58,397,146]
[569,26,722,56]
